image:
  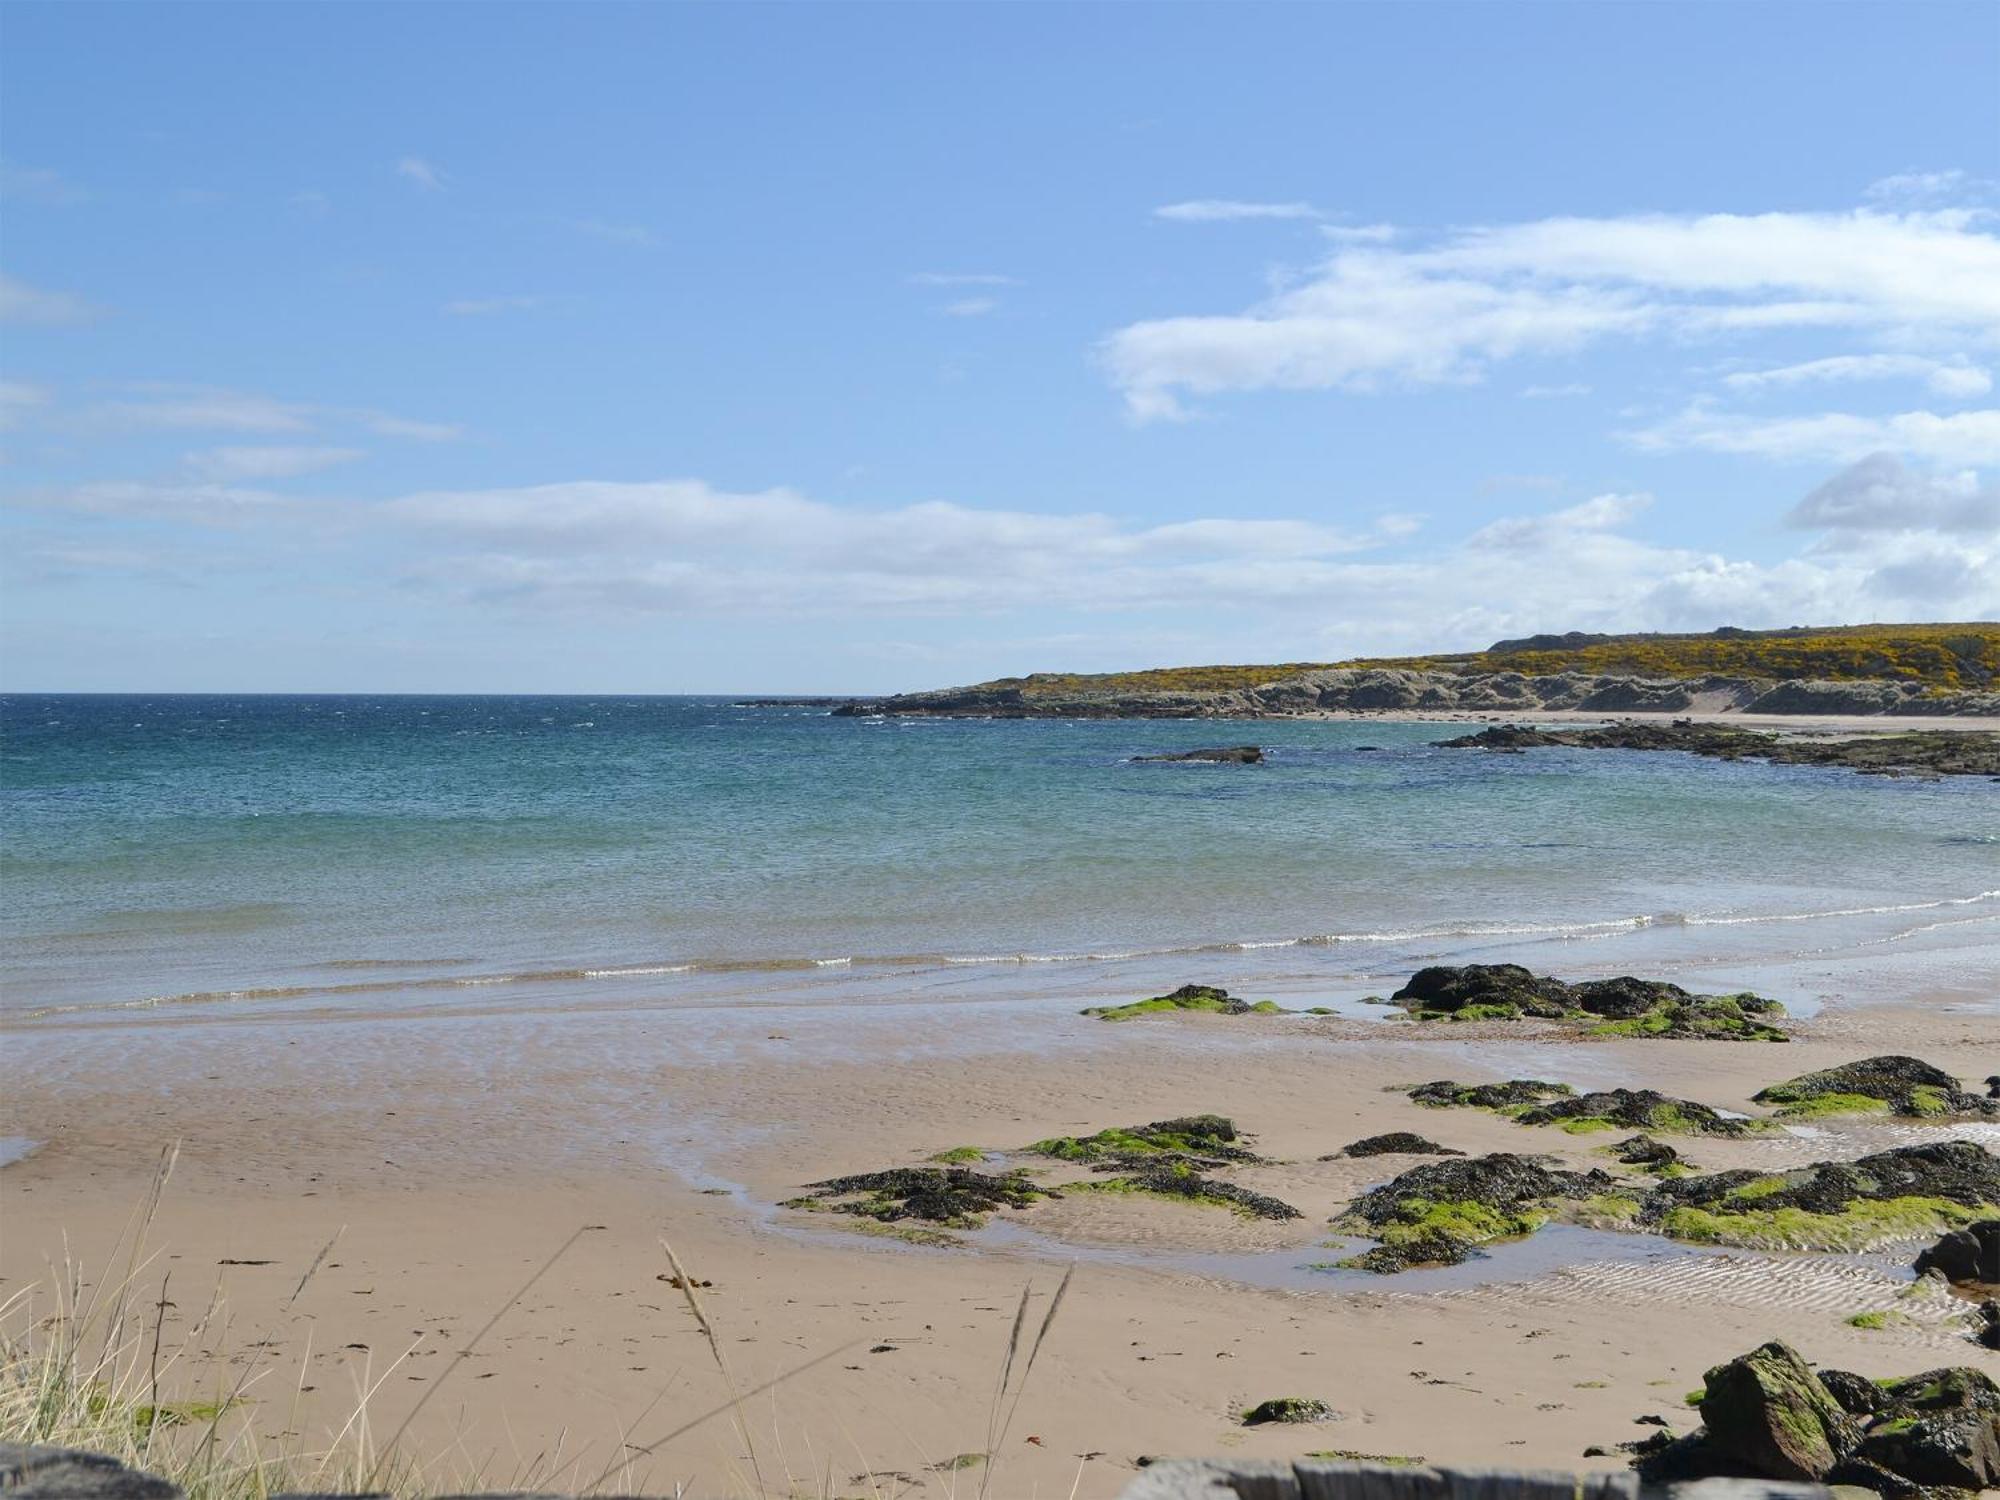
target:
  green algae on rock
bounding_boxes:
[1029,1113,1260,1167]
[1067,1159,1302,1220]
[1513,1088,1768,1138]
[1330,1132,1464,1159]
[786,1165,1056,1228]
[1753,1055,1999,1120]
[1242,1397,1334,1425]
[1331,1152,1624,1272]
[1081,983,1285,1022]
[1408,1078,1573,1110]
[1642,1142,2000,1252]
[1387,963,1788,1039]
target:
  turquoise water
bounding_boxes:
[2,694,1995,1024]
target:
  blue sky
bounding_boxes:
[3,1,1997,692]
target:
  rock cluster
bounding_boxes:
[1388,963,1788,1039]
[1639,1341,2000,1493]
[1332,1152,1619,1272]
[1436,723,2000,778]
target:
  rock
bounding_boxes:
[1857,1367,2000,1490]
[1409,1078,1574,1110]
[1976,1300,2000,1351]
[1817,1370,1887,1417]
[1755,1056,1999,1121]
[1130,745,1264,763]
[1696,1340,1860,1480]
[1514,1088,1762,1138]
[1333,1132,1464,1159]
[1332,1152,1620,1272]
[1030,1115,1261,1167]
[1434,722,2000,778]
[1913,1220,2000,1286]
[787,1165,1056,1227]
[1081,985,1285,1022]
[1645,1142,2000,1251]
[1614,1135,1687,1174]
[1087,1159,1303,1221]
[1391,964,1577,1020]
[0,1446,183,1500]
[1241,1397,1333,1425]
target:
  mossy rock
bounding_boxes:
[1642,1142,2000,1251]
[1696,1340,1860,1480]
[1408,1078,1573,1111]
[1082,984,1285,1022]
[1243,1397,1334,1425]
[1388,964,1787,1039]
[788,1165,1055,1228]
[1332,1151,1622,1272]
[1331,1132,1464,1159]
[1513,1088,1765,1138]
[1029,1113,1259,1167]
[1071,1159,1301,1220]
[1754,1056,1998,1120]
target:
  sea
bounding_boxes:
[2,694,1996,1030]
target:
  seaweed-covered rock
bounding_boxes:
[1644,1142,2000,1251]
[1408,1078,1573,1110]
[1386,962,1786,1038]
[1614,1135,1689,1175]
[1331,1132,1464,1159]
[1513,1088,1762,1138]
[1696,1340,1860,1480]
[1131,745,1264,763]
[1754,1056,1999,1120]
[1390,963,1577,1020]
[787,1166,1055,1227]
[1914,1220,2000,1286]
[1083,1159,1302,1221]
[1332,1152,1621,1272]
[1242,1397,1333,1425]
[1029,1114,1260,1167]
[1857,1366,2000,1490]
[1081,984,1284,1022]
[1819,1369,1887,1417]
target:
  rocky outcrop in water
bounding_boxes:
[1130,745,1264,763]
[1436,723,2000,778]
[830,669,2000,720]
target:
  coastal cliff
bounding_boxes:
[818,623,2000,719]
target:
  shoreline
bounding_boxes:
[6,946,1997,1495]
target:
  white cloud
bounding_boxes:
[1629,403,2000,466]
[357,412,463,442]
[0,270,98,325]
[1520,383,1592,399]
[1786,453,2000,535]
[94,386,316,433]
[443,295,543,316]
[1154,200,1319,222]
[1865,169,1974,205]
[1722,354,1991,399]
[1103,208,2000,420]
[396,157,445,191]
[12,481,296,527]
[907,272,1021,287]
[941,298,997,318]
[184,445,364,481]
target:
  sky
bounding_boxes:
[3,0,1998,693]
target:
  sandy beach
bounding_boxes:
[6,970,1997,1498]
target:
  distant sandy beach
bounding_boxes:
[5,976,1996,1498]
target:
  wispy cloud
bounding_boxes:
[396,156,446,191]
[355,412,463,442]
[1722,353,1990,400]
[79,384,463,443]
[1520,383,1592,399]
[184,445,364,481]
[940,298,997,318]
[1627,402,2000,466]
[1102,206,2000,421]
[1864,168,1983,205]
[1154,200,1319,222]
[0,161,87,205]
[443,295,544,317]
[0,381,50,429]
[0,270,99,325]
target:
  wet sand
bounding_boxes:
[4,972,1997,1497]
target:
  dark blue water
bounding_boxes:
[3,694,1995,1022]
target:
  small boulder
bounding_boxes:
[1696,1340,1860,1480]
[1242,1397,1334,1425]
[1913,1219,2000,1286]
[1332,1132,1464,1159]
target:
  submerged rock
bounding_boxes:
[1754,1055,1999,1120]
[787,1166,1055,1228]
[1081,984,1284,1022]
[1644,1141,2000,1251]
[1915,1219,2000,1287]
[1388,962,1786,1038]
[1131,744,1264,763]
[1331,1132,1464,1159]
[1332,1152,1621,1272]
